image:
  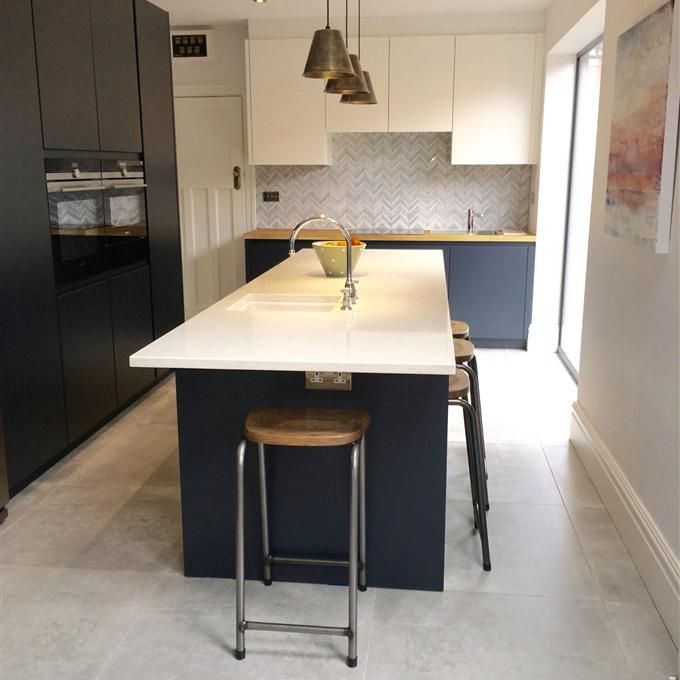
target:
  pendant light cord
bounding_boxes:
[345,0,349,48]
[326,0,330,29]
[357,0,361,59]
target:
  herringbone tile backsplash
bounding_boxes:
[255,133,532,233]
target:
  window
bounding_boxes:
[559,40,603,379]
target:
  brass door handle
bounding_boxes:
[233,166,241,190]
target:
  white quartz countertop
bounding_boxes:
[130,249,456,375]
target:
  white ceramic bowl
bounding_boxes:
[312,241,366,278]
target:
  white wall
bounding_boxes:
[545,0,602,49]
[541,0,680,644]
[572,0,679,641]
[171,22,248,94]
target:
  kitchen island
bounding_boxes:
[131,249,455,590]
[245,229,536,349]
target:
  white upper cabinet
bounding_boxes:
[389,36,455,132]
[451,34,544,165]
[326,38,390,133]
[246,39,330,165]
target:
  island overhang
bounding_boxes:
[130,249,455,375]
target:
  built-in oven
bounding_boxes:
[47,158,149,289]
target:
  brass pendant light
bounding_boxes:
[340,0,377,104]
[303,0,355,79]
[341,70,377,104]
[325,0,369,95]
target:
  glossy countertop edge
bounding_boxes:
[243,228,537,243]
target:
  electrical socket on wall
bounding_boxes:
[305,371,352,391]
[263,191,279,202]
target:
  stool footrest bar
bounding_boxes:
[269,555,349,568]
[245,621,349,637]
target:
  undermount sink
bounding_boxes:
[473,230,504,236]
[227,293,341,313]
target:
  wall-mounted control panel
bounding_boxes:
[263,191,279,202]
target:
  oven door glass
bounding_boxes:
[48,180,112,286]
[102,180,149,269]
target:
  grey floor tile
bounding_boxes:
[0,564,58,613]
[448,441,563,505]
[604,600,679,677]
[543,444,603,508]
[71,485,183,573]
[73,538,183,574]
[54,425,179,487]
[142,573,236,612]
[445,500,599,599]
[98,582,376,680]
[1,569,155,680]
[0,479,58,532]
[0,503,121,567]
[2,352,674,680]
[567,506,654,605]
[368,589,631,680]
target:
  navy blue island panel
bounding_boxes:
[176,368,450,591]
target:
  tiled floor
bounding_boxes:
[1,351,677,679]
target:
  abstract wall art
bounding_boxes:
[605,0,679,253]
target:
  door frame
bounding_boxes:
[557,36,603,382]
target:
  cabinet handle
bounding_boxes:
[233,166,241,190]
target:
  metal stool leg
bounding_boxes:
[461,401,480,531]
[258,443,272,586]
[459,364,489,512]
[468,356,489,486]
[347,442,360,668]
[464,400,491,571]
[235,440,248,660]
[358,435,367,592]
[453,400,491,571]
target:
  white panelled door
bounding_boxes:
[174,96,246,319]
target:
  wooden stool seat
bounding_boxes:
[448,371,470,399]
[245,407,370,448]
[454,338,475,363]
[450,320,470,339]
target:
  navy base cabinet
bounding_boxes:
[449,244,534,349]
[245,238,535,348]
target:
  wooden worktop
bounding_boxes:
[243,228,536,243]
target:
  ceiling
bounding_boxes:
[154,0,551,27]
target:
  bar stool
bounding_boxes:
[235,407,370,668]
[450,319,470,339]
[454,338,489,511]
[448,370,491,571]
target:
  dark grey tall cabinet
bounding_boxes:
[1,0,183,494]
[0,0,69,488]
[135,0,185,338]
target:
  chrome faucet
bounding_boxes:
[289,215,357,311]
[467,208,484,233]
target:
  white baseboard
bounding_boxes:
[571,402,680,646]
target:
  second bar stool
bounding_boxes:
[448,370,491,571]
[454,337,489,511]
[450,319,470,340]
[234,407,370,668]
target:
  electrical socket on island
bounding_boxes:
[305,371,352,391]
